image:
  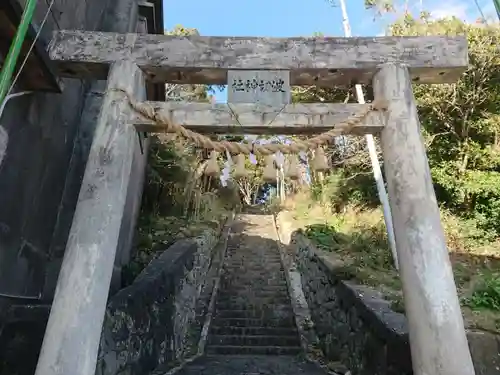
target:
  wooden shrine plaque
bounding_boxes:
[227,70,291,106]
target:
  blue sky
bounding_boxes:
[163,0,496,102]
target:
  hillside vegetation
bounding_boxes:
[283,15,500,333]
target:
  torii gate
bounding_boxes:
[36,30,473,375]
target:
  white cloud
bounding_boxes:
[426,0,495,22]
[428,1,469,20]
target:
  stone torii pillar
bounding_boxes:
[34,60,146,375]
[373,63,475,375]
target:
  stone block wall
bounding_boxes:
[96,223,228,375]
[292,233,412,375]
[276,212,500,375]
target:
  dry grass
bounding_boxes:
[284,190,500,334]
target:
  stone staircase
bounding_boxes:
[206,214,302,356]
[175,214,331,375]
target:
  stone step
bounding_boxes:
[219,282,288,288]
[208,334,301,347]
[205,345,302,356]
[210,325,299,337]
[224,269,283,274]
[226,252,281,266]
[211,317,296,328]
[215,295,290,303]
[220,277,287,283]
[225,257,282,261]
[215,302,293,311]
[226,249,280,254]
[226,254,281,259]
[215,309,294,320]
[218,292,290,299]
[217,293,292,299]
[215,295,291,305]
[228,263,283,267]
[221,270,286,276]
[221,272,286,278]
[217,287,290,295]
[220,276,287,286]
[219,288,288,296]
[222,270,285,277]
[221,277,286,281]
[225,255,282,260]
[222,264,285,275]
[216,293,291,302]
[224,257,282,270]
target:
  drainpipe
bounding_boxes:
[493,0,500,20]
[0,0,38,105]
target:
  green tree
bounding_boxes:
[388,15,500,236]
[297,9,500,237]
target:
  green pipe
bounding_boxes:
[493,0,500,20]
[0,0,38,105]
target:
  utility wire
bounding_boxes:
[474,0,488,23]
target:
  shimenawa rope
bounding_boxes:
[111,88,388,156]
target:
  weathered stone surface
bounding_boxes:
[274,213,321,358]
[133,102,385,136]
[205,214,301,356]
[48,31,468,86]
[95,227,224,375]
[175,354,333,375]
[467,331,500,375]
[290,230,412,375]
[275,212,500,375]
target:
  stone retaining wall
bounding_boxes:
[275,212,500,375]
[95,221,229,375]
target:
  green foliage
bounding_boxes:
[294,17,500,243]
[305,220,393,270]
[464,273,500,311]
[287,10,500,332]
[309,170,379,210]
[389,16,500,237]
[304,223,340,249]
[124,135,232,285]
[165,25,200,36]
[364,0,395,13]
[126,21,232,285]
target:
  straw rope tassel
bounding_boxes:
[233,153,248,180]
[286,154,300,180]
[263,155,277,182]
[204,151,220,177]
[312,146,329,172]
